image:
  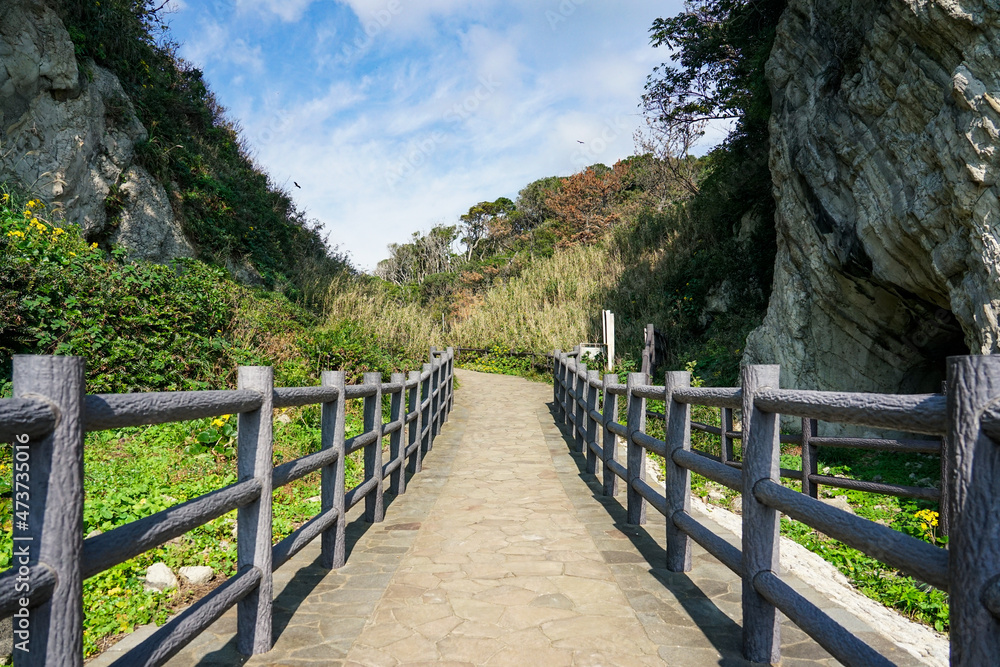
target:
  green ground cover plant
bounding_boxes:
[456,345,550,382]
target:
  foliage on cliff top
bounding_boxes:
[54,0,350,300]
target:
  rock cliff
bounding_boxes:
[746,0,1000,395]
[0,0,193,262]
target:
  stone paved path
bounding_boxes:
[96,369,932,666]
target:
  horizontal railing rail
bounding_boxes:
[551,343,1000,666]
[0,346,456,666]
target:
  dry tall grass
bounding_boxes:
[322,278,445,360]
[449,244,624,352]
[321,244,625,359]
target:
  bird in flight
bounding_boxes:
[294,182,302,189]
[577,141,585,144]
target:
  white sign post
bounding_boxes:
[602,310,615,372]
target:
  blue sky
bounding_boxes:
[161,0,690,270]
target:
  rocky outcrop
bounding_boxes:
[112,166,194,262]
[0,0,194,263]
[746,0,1000,395]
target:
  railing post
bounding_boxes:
[420,363,432,457]
[389,373,406,496]
[574,363,588,453]
[939,380,950,537]
[641,324,654,376]
[585,370,600,474]
[800,417,819,498]
[602,373,618,497]
[445,347,455,417]
[741,364,781,664]
[720,407,734,465]
[13,355,86,667]
[665,370,692,572]
[407,370,423,474]
[237,366,274,656]
[562,355,574,430]
[320,370,346,569]
[552,350,562,417]
[362,372,384,523]
[946,356,1000,665]
[625,372,648,525]
[430,357,442,442]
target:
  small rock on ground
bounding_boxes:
[144,563,177,592]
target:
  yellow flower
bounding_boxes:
[68,252,76,257]
[1,193,9,202]
[91,242,98,248]
[211,419,225,428]
[54,228,64,234]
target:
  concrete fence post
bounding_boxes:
[720,407,734,465]
[236,366,274,655]
[741,364,781,664]
[389,373,406,496]
[430,357,442,442]
[946,356,1000,665]
[13,355,86,667]
[552,350,562,417]
[664,370,692,572]
[602,373,619,497]
[574,363,588,453]
[562,355,574,430]
[445,347,455,416]
[320,370,346,569]
[362,372,384,523]
[800,418,819,499]
[585,370,601,475]
[625,372,649,525]
[420,363,432,457]
[407,370,423,474]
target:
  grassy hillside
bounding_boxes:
[55,0,350,300]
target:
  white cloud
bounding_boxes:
[178,19,264,71]
[237,0,317,22]
[165,1,688,270]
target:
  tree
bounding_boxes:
[459,197,516,261]
[375,225,458,285]
[640,0,785,240]
[516,176,562,229]
[545,162,632,245]
[641,0,785,158]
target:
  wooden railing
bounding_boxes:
[552,348,1000,666]
[0,346,455,667]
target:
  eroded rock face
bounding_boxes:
[112,166,195,262]
[746,0,999,394]
[0,0,194,263]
